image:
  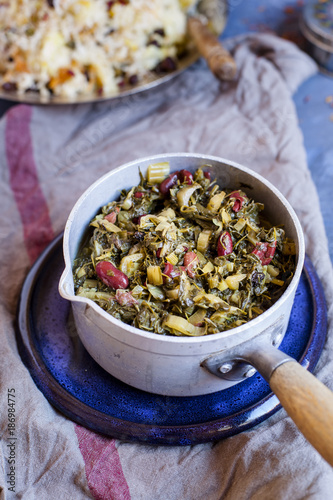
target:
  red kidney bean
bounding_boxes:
[178,170,193,185]
[115,289,138,306]
[229,191,246,212]
[163,263,181,282]
[159,172,179,195]
[184,251,197,266]
[164,263,180,277]
[96,261,129,290]
[104,212,117,223]
[164,262,174,276]
[104,206,120,223]
[252,240,276,265]
[204,171,211,181]
[184,251,198,278]
[132,213,147,224]
[134,191,144,198]
[217,231,233,256]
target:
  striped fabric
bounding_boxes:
[2,33,333,499]
[5,104,130,499]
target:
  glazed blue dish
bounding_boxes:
[16,234,327,445]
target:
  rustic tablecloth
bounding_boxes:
[1,33,333,499]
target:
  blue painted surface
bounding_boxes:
[16,234,327,445]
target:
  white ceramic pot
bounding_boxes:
[59,153,304,397]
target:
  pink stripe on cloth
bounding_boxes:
[6,104,54,264]
[75,425,131,500]
[5,104,129,500]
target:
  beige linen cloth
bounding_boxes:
[1,33,333,499]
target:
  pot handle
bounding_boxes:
[232,345,333,466]
[203,345,333,465]
[269,360,333,467]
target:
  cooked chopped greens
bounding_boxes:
[73,164,296,336]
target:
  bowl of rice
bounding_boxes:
[0,0,226,103]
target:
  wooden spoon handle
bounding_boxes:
[270,361,333,466]
[187,16,237,81]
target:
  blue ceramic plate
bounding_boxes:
[16,233,327,445]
